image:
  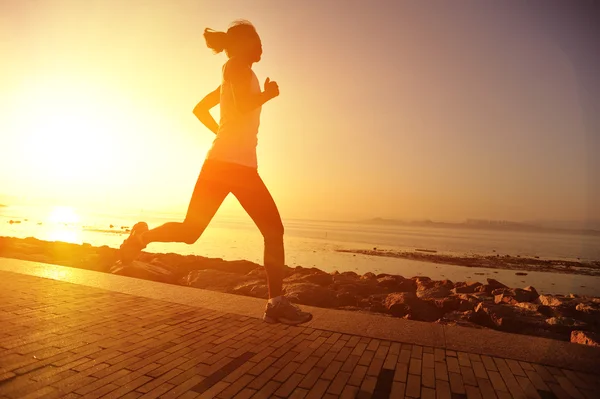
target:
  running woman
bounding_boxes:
[119,20,312,325]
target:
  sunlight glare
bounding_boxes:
[48,206,80,224]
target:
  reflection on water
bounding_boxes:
[44,226,82,244]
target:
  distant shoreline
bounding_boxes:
[337,248,600,277]
[358,217,600,236]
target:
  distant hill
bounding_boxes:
[361,217,600,236]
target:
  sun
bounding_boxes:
[13,77,134,186]
[48,206,80,225]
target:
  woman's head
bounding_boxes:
[204,20,262,63]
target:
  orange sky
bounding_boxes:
[0,0,598,222]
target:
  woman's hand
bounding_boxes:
[264,78,279,100]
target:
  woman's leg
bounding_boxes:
[231,175,285,299]
[119,167,231,263]
[141,176,230,246]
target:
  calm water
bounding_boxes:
[1,205,599,296]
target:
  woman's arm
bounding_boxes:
[193,86,221,134]
[225,58,279,113]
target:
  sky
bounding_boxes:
[0,0,599,222]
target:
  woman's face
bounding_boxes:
[244,33,262,63]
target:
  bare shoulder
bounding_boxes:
[223,57,252,85]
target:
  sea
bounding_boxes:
[1,204,599,296]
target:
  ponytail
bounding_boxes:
[204,28,229,54]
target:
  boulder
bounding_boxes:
[515,302,552,315]
[493,288,538,305]
[284,272,333,287]
[574,303,600,326]
[432,296,461,313]
[284,282,336,307]
[367,294,390,313]
[538,295,569,307]
[231,280,268,298]
[473,302,549,333]
[545,317,586,329]
[384,292,418,317]
[377,276,400,290]
[361,272,377,280]
[416,286,452,300]
[335,292,357,307]
[571,331,600,347]
[436,311,484,329]
[487,278,508,290]
[453,281,482,294]
[110,260,179,284]
[395,278,417,292]
[182,269,251,292]
[475,284,494,295]
[523,286,539,298]
[247,267,267,278]
[384,292,443,321]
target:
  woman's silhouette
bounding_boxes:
[119,20,312,325]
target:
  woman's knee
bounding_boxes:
[263,221,284,243]
[182,221,205,244]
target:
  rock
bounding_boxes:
[385,292,418,317]
[515,302,544,313]
[284,283,336,307]
[335,292,357,307]
[432,296,461,313]
[437,311,484,329]
[487,279,508,290]
[494,288,538,305]
[413,277,434,290]
[247,267,267,278]
[574,303,600,326]
[571,331,600,347]
[397,279,418,292]
[473,302,549,333]
[340,271,359,278]
[453,281,482,294]
[384,292,442,321]
[110,260,179,284]
[523,286,539,297]
[515,272,528,276]
[231,280,268,298]
[367,294,390,313]
[285,272,333,287]
[416,286,452,300]
[377,276,399,289]
[545,317,585,328]
[435,280,455,290]
[537,294,576,308]
[361,272,377,280]
[475,284,494,295]
[182,269,251,292]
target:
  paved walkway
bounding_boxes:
[0,259,599,399]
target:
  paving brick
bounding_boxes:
[422,366,435,389]
[394,363,408,383]
[434,361,449,382]
[460,365,478,386]
[477,378,498,399]
[449,372,466,394]
[3,268,599,399]
[405,374,421,398]
[306,379,330,399]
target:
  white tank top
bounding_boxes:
[206,67,262,169]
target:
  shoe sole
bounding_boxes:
[119,222,149,263]
[262,313,313,326]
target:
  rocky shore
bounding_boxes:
[337,249,600,277]
[1,236,599,347]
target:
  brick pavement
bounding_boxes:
[0,271,598,399]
